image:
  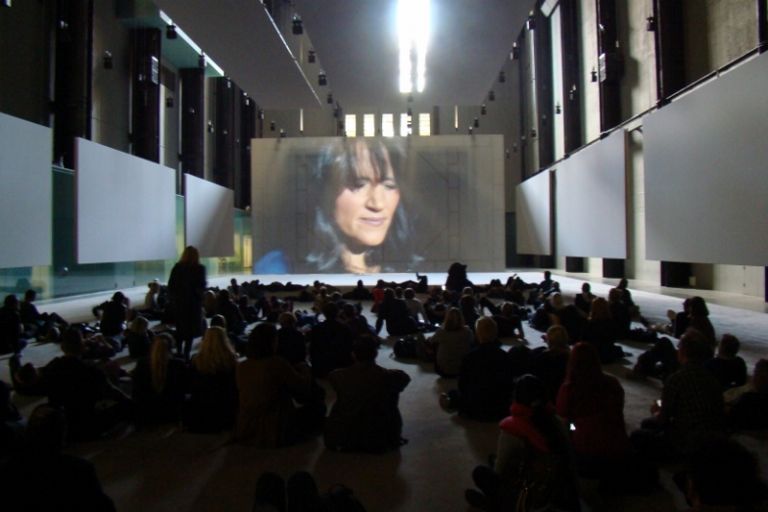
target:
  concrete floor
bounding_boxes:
[3,270,767,511]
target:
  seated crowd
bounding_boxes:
[1,268,766,512]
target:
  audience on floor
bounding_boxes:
[1,269,766,512]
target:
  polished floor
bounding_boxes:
[3,270,767,512]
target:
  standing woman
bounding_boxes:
[168,246,207,359]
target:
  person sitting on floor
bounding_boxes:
[556,343,656,491]
[94,292,128,341]
[325,336,411,453]
[465,374,580,512]
[0,294,26,355]
[0,404,116,511]
[404,288,429,328]
[183,326,238,433]
[277,311,308,366]
[450,317,514,421]
[431,307,474,378]
[236,323,325,447]
[728,359,768,430]
[308,302,355,378]
[131,333,188,424]
[139,281,163,321]
[375,288,418,337]
[40,327,132,441]
[580,297,624,363]
[677,437,767,512]
[705,334,747,391]
[342,279,373,301]
[125,315,151,358]
[630,329,726,463]
[528,325,571,404]
[574,283,596,316]
[20,289,68,339]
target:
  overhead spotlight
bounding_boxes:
[207,121,214,133]
[499,71,506,83]
[198,53,206,69]
[555,103,562,114]
[488,90,495,101]
[468,126,473,135]
[269,120,276,131]
[292,15,303,35]
[327,93,333,104]
[102,50,113,69]
[511,42,520,60]
[308,49,316,63]
[591,67,598,82]
[646,16,656,32]
[166,24,177,39]
[318,71,327,86]
[165,97,174,108]
[473,117,479,128]
[280,128,287,138]
[258,109,264,120]
[530,128,537,138]
[526,12,536,31]
[481,104,487,115]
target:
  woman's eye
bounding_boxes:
[382,180,398,190]
[351,179,368,189]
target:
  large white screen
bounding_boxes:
[0,113,53,269]
[184,174,234,258]
[251,136,505,273]
[644,52,768,266]
[516,170,552,255]
[76,138,177,264]
[555,130,627,258]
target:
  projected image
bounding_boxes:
[251,135,505,274]
[255,138,421,273]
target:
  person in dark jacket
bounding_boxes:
[0,294,25,355]
[167,246,207,359]
[308,302,355,378]
[325,336,411,452]
[0,404,115,511]
[453,317,514,421]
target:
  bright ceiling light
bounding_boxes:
[398,0,430,94]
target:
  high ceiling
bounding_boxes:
[154,0,530,110]
[295,0,529,109]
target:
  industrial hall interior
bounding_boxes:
[1,0,768,511]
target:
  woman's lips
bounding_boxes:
[360,217,386,226]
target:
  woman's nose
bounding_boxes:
[365,184,384,210]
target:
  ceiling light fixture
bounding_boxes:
[398,0,430,94]
[292,15,303,35]
[318,71,327,86]
[308,49,316,63]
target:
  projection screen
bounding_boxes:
[644,52,768,266]
[555,130,627,259]
[184,174,234,258]
[76,138,177,264]
[0,113,53,269]
[516,169,552,255]
[251,135,505,274]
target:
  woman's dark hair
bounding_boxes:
[306,138,420,271]
[514,375,572,460]
[564,342,603,387]
[689,296,709,317]
[247,323,277,359]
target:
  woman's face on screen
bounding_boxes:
[334,141,400,249]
